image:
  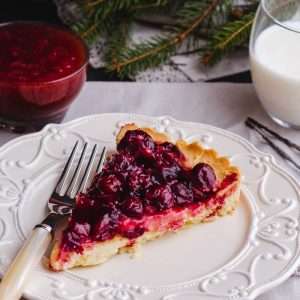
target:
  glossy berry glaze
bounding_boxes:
[61,130,237,253]
[0,22,88,130]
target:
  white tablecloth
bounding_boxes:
[3,82,300,300]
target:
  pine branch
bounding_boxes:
[202,12,254,65]
[106,0,224,77]
[71,18,99,45]
[131,0,170,10]
[104,15,132,65]
[206,0,232,27]
[81,0,170,17]
[69,0,258,76]
[83,0,140,10]
[166,0,232,53]
[106,35,176,78]
[73,0,170,45]
[71,16,114,46]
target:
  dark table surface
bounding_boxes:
[0,0,252,83]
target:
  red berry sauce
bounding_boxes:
[0,22,88,130]
[61,130,236,253]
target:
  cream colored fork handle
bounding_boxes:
[0,227,52,300]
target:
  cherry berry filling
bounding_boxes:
[62,130,222,253]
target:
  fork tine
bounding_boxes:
[56,141,79,194]
[66,142,88,198]
[77,144,98,194]
[96,147,107,173]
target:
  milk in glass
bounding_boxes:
[250,21,300,126]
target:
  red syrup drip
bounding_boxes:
[0,22,87,126]
[61,130,237,253]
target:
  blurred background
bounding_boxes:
[0,0,251,83]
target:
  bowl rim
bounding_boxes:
[0,20,89,85]
[261,0,300,34]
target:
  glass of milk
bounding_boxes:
[250,0,300,128]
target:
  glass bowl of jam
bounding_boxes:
[0,22,88,132]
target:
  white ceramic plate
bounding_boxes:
[0,113,299,300]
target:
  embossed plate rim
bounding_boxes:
[0,113,299,300]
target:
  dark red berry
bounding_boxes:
[63,231,83,252]
[172,182,193,205]
[97,193,119,212]
[91,210,120,241]
[96,173,123,194]
[121,196,144,219]
[71,194,96,223]
[155,144,183,181]
[62,221,91,252]
[91,214,112,241]
[156,142,183,162]
[117,130,155,158]
[154,155,182,181]
[104,152,135,176]
[192,163,216,192]
[145,184,175,211]
[143,205,157,215]
[119,219,145,239]
[127,167,154,194]
[70,221,91,238]
[160,164,181,181]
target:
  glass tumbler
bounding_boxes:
[250,0,300,128]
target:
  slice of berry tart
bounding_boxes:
[50,124,241,271]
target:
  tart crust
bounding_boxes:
[50,124,241,271]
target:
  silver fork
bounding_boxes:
[0,142,107,300]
